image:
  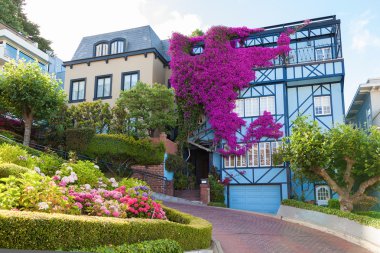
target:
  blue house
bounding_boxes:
[189,16,345,214]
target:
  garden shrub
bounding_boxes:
[0,163,29,178]
[165,154,186,172]
[208,175,224,203]
[85,239,182,253]
[174,172,188,190]
[353,197,378,212]
[85,134,165,165]
[0,206,212,251]
[328,199,340,210]
[0,138,43,156]
[34,153,64,176]
[119,177,148,189]
[0,129,23,141]
[61,161,104,187]
[282,199,380,229]
[355,211,380,219]
[0,143,35,168]
[65,128,95,152]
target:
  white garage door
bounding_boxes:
[229,185,281,214]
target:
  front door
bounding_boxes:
[316,185,330,206]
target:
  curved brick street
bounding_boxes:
[164,202,371,253]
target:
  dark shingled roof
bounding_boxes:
[71,25,170,61]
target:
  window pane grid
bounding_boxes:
[71,80,85,101]
[314,96,331,116]
[96,77,111,98]
[123,73,139,90]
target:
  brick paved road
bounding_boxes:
[164,202,371,253]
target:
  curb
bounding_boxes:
[184,239,223,253]
[278,215,380,253]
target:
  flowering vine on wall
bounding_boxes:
[169,22,309,155]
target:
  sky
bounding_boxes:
[23,0,380,111]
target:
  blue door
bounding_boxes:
[229,185,281,214]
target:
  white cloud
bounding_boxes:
[350,11,380,51]
[23,0,207,60]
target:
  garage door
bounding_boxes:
[229,185,281,214]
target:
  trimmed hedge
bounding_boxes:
[0,206,212,251]
[83,239,182,253]
[0,163,30,178]
[65,128,95,152]
[282,199,380,229]
[85,134,165,165]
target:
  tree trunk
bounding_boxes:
[23,113,33,146]
[339,196,354,212]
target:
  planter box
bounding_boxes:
[277,205,380,253]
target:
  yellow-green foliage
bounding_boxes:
[0,143,35,168]
[0,163,30,178]
[119,178,148,189]
[0,206,212,251]
[62,161,105,187]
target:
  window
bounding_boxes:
[315,47,332,61]
[271,142,282,166]
[38,62,47,71]
[95,43,108,57]
[245,98,259,117]
[236,145,247,167]
[192,46,203,55]
[70,79,86,102]
[122,72,139,90]
[234,99,244,117]
[259,142,271,166]
[110,40,124,54]
[5,43,17,59]
[260,96,275,115]
[224,155,236,168]
[19,51,33,62]
[248,143,259,167]
[314,96,331,116]
[95,75,112,99]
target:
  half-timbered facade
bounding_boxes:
[189,16,345,213]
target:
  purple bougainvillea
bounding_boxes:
[169,23,309,155]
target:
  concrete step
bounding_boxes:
[153,192,205,206]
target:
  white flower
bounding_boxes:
[40,173,45,177]
[67,166,73,171]
[70,172,78,181]
[94,165,100,169]
[111,182,119,188]
[55,170,62,175]
[109,178,116,183]
[38,202,49,210]
[61,176,70,184]
[84,184,91,190]
[34,167,41,174]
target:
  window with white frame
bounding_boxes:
[260,96,275,115]
[236,145,247,167]
[224,155,236,168]
[248,143,259,167]
[70,79,86,102]
[234,99,245,117]
[95,43,108,57]
[110,40,124,54]
[315,47,332,61]
[271,141,282,166]
[259,142,271,166]
[245,98,259,117]
[314,96,331,116]
[95,75,112,99]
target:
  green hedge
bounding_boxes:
[355,211,380,219]
[0,163,30,178]
[0,137,43,156]
[282,199,380,229]
[85,134,165,165]
[65,128,95,152]
[83,239,182,253]
[0,206,211,251]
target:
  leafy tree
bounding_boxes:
[0,60,66,146]
[66,101,112,133]
[280,116,380,212]
[0,0,53,52]
[190,29,204,37]
[114,82,177,138]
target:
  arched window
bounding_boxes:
[110,40,124,54]
[95,42,108,57]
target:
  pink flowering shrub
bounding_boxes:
[169,24,309,155]
[69,185,166,219]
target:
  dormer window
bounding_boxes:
[95,43,108,57]
[110,40,124,54]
